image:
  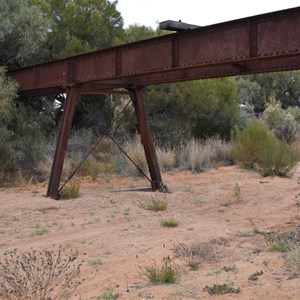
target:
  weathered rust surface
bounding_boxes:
[9,7,300,97]
[8,7,300,199]
[129,89,163,191]
[46,87,79,199]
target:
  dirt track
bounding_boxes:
[1,165,300,299]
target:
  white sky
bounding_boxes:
[117,0,299,29]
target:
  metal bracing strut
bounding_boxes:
[47,86,79,199]
[46,86,165,199]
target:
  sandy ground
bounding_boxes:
[1,165,300,299]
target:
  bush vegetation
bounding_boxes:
[2,1,300,188]
[287,245,300,272]
[0,68,51,186]
[177,137,233,172]
[262,99,298,144]
[61,182,80,199]
[138,256,179,284]
[232,118,299,176]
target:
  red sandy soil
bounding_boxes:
[1,165,300,299]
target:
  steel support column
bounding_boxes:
[129,88,163,191]
[46,87,79,199]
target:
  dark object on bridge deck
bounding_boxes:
[159,20,201,31]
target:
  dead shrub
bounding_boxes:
[0,245,84,300]
[156,148,176,171]
[177,138,233,172]
[36,154,72,183]
[124,136,148,176]
[287,245,300,273]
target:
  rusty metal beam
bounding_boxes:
[9,7,300,96]
[46,87,79,199]
[129,88,163,191]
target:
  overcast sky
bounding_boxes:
[117,0,299,29]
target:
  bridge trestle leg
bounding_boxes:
[129,88,164,191]
[46,87,79,199]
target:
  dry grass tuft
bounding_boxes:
[177,138,232,172]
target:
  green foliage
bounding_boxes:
[144,78,240,145]
[139,256,179,284]
[161,218,179,228]
[0,0,50,68]
[123,24,166,43]
[100,286,119,299]
[248,271,263,281]
[257,139,299,177]
[139,197,168,212]
[232,118,299,176]
[237,71,300,112]
[34,0,124,60]
[204,283,240,295]
[232,119,276,169]
[268,242,291,252]
[61,182,80,199]
[88,259,103,266]
[233,183,241,201]
[262,99,297,144]
[0,68,50,185]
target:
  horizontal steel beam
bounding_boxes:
[9,6,300,96]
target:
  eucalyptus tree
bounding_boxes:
[31,0,124,60]
[0,0,50,68]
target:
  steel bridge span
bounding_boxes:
[9,7,300,199]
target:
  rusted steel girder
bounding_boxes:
[129,88,163,191]
[47,87,79,199]
[9,7,300,97]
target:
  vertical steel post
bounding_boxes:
[46,87,79,199]
[129,88,163,191]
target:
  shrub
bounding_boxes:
[61,182,80,199]
[92,137,114,162]
[287,245,300,272]
[156,147,176,171]
[139,197,168,211]
[139,256,179,284]
[262,100,297,144]
[124,136,148,176]
[0,68,54,185]
[123,135,175,175]
[173,242,212,270]
[177,137,233,172]
[161,218,179,227]
[0,246,83,300]
[36,154,72,183]
[232,119,275,169]
[232,119,299,176]
[204,283,240,295]
[258,140,299,177]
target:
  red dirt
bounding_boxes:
[1,165,300,299]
